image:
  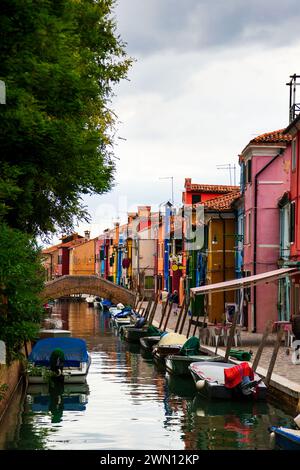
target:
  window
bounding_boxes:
[145,276,154,290]
[247,212,252,244]
[58,255,62,264]
[192,194,201,204]
[292,139,297,172]
[290,201,296,244]
[246,159,252,184]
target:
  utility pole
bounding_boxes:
[216,164,237,186]
[159,176,174,205]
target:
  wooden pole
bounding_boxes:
[264,327,284,386]
[252,320,273,372]
[158,298,169,329]
[149,298,158,325]
[192,312,200,337]
[175,296,186,333]
[133,292,139,310]
[163,301,173,332]
[144,298,153,321]
[224,304,240,362]
[137,296,145,314]
[186,305,194,338]
[179,301,190,335]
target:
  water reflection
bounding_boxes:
[26,382,89,423]
[0,301,295,450]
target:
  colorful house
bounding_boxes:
[69,232,96,276]
[202,190,240,323]
[239,129,292,332]
[181,179,239,316]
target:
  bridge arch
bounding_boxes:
[41,275,135,306]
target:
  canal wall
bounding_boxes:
[0,343,31,423]
[0,361,23,422]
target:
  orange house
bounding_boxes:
[69,237,96,276]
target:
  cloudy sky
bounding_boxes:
[51,0,300,243]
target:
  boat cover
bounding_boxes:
[157,332,187,347]
[29,338,89,365]
[180,336,200,356]
[224,362,254,389]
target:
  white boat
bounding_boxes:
[27,337,91,384]
[85,296,95,307]
[189,361,267,400]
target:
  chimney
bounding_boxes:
[84,230,90,241]
[185,178,192,190]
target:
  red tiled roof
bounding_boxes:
[189,184,239,193]
[42,238,86,254]
[249,129,292,145]
[202,190,241,211]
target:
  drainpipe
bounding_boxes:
[253,149,283,332]
[218,211,226,310]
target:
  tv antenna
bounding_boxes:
[216,164,237,186]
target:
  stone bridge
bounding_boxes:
[41,275,135,306]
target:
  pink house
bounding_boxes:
[240,130,292,333]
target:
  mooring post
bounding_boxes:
[252,320,273,372]
[264,327,284,387]
[179,301,190,335]
[175,296,186,333]
[163,301,173,332]
[158,298,169,330]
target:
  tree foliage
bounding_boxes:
[0,223,44,361]
[0,0,132,236]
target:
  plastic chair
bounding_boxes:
[208,326,226,347]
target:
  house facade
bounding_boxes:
[239,130,292,332]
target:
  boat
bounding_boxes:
[140,335,161,351]
[269,426,300,450]
[39,329,71,339]
[85,296,95,307]
[166,353,223,376]
[93,297,103,309]
[165,336,222,376]
[189,361,267,400]
[152,332,187,362]
[27,337,91,384]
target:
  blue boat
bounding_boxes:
[270,426,300,450]
[28,337,91,384]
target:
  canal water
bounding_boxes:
[0,302,294,450]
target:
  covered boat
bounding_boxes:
[152,332,187,361]
[165,336,223,376]
[189,361,267,400]
[27,337,91,384]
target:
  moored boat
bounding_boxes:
[165,353,223,376]
[152,332,187,362]
[140,335,161,350]
[269,426,300,450]
[27,337,91,384]
[189,361,267,400]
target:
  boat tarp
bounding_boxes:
[146,325,162,336]
[158,333,187,347]
[29,338,89,364]
[180,336,200,356]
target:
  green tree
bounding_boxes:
[0,223,44,361]
[0,0,132,236]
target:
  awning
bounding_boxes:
[190,267,298,296]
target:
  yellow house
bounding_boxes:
[69,236,96,276]
[204,191,240,322]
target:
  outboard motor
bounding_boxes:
[50,348,65,381]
